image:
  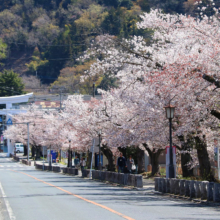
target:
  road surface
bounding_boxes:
[0,153,219,220]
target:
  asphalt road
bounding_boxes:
[0,153,219,220]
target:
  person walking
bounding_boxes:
[117,153,126,173]
[126,155,135,174]
[74,155,79,168]
[80,157,86,173]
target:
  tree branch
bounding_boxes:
[211,110,220,120]
[203,74,220,88]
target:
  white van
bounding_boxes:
[15,143,24,153]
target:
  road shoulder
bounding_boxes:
[0,183,11,220]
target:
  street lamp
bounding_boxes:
[164,103,175,178]
[98,130,102,170]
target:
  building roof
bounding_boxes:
[0,93,33,104]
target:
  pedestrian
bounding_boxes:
[126,155,135,174]
[74,155,79,168]
[117,152,126,173]
[80,157,86,172]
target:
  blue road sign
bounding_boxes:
[0,117,2,123]
[7,118,13,125]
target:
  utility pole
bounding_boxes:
[59,88,63,110]
[27,122,30,162]
[87,83,95,170]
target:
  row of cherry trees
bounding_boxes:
[79,0,220,180]
[4,1,220,180]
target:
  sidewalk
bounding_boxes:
[35,160,83,176]
[15,154,154,188]
[13,153,35,166]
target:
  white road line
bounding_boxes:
[0,182,16,220]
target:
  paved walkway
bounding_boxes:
[15,154,154,187]
[142,178,154,189]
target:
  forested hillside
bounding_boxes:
[0,0,199,94]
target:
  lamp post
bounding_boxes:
[164,104,175,178]
[98,130,102,170]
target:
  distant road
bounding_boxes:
[0,154,219,220]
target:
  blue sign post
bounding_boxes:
[51,150,57,163]
[6,118,13,125]
[95,154,103,168]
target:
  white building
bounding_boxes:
[0,93,33,156]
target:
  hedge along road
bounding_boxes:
[0,157,220,220]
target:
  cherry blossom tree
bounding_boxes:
[79,2,220,179]
[6,2,220,180]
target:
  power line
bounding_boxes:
[0,86,23,95]
[8,57,76,61]
[6,41,87,46]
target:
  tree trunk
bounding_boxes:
[49,146,52,169]
[181,153,194,177]
[177,135,194,177]
[150,150,162,176]
[59,149,61,161]
[23,145,27,156]
[137,147,145,174]
[143,143,163,176]
[35,146,41,160]
[31,146,35,158]
[67,149,72,167]
[101,144,115,171]
[118,147,127,158]
[86,151,92,169]
[194,136,215,181]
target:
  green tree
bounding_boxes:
[101,0,133,9]
[0,70,25,97]
[97,73,118,91]
[25,47,49,73]
[146,0,186,14]
[0,39,7,64]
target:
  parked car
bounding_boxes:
[15,143,24,153]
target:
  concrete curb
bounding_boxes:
[153,190,220,206]
[155,177,220,204]
[92,170,143,188]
